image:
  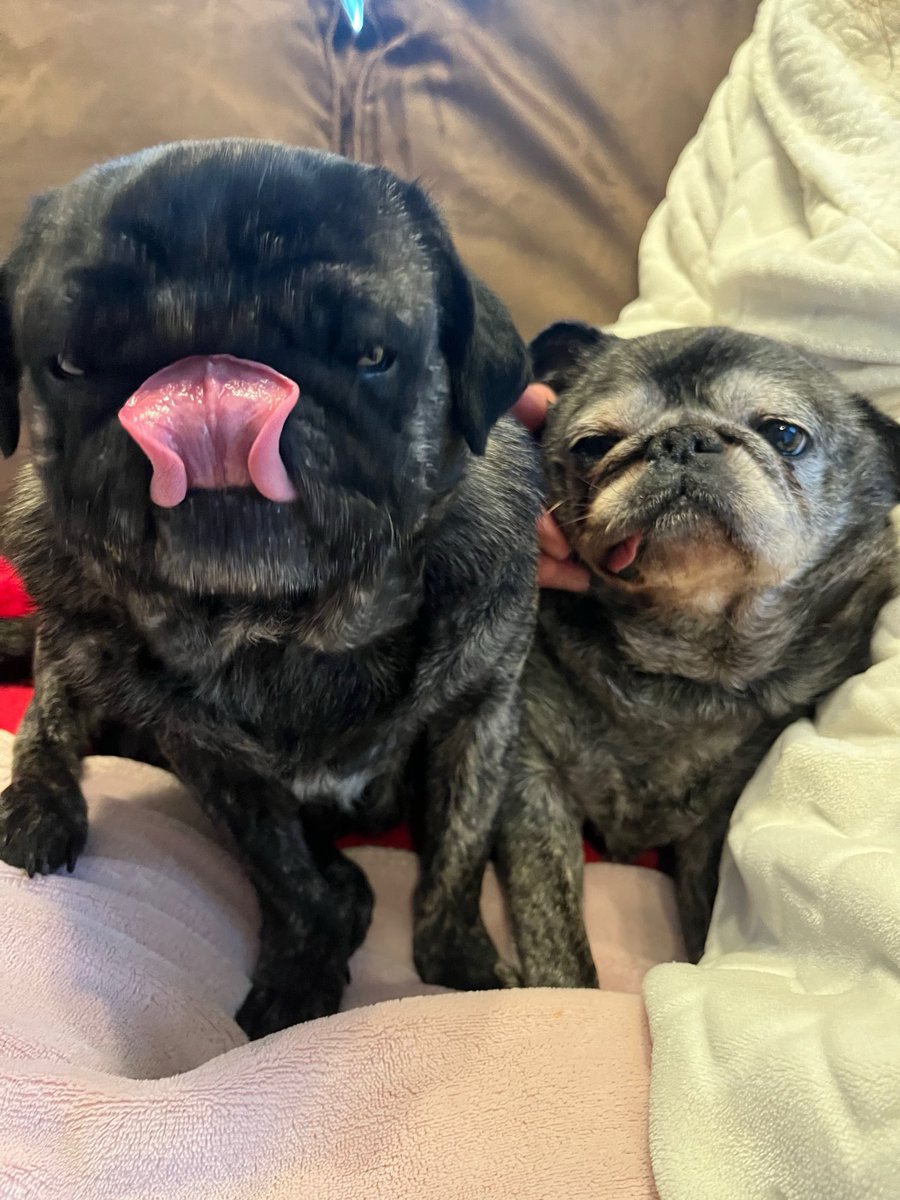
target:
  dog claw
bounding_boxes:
[0,778,87,876]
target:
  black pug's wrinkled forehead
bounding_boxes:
[2,140,526,463]
[45,144,441,378]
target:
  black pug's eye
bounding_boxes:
[757,418,809,457]
[48,354,86,381]
[570,433,621,461]
[357,346,395,375]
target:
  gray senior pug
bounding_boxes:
[497,322,900,981]
[0,139,540,1034]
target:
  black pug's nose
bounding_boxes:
[646,425,725,466]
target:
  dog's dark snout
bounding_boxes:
[647,425,725,466]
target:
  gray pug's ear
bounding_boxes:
[529,321,618,395]
[400,180,529,455]
[0,266,20,459]
[854,393,900,500]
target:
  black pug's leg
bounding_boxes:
[229,818,371,1036]
[237,866,352,1037]
[495,765,598,989]
[0,654,89,875]
[160,742,371,1036]
[324,855,374,954]
[672,814,730,963]
[305,822,375,958]
[413,682,521,992]
[239,826,374,1034]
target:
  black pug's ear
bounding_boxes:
[855,393,900,499]
[0,266,20,458]
[529,321,618,395]
[400,181,528,455]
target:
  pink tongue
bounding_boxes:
[604,534,642,575]
[119,355,300,508]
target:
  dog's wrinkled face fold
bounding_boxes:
[1,140,521,599]
[535,324,900,615]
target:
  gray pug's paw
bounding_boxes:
[414,916,520,991]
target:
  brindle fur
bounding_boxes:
[0,140,540,1034]
[497,324,900,980]
[0,615,36,664]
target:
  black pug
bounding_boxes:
[0,139,540,1034]
[496,323,900,981]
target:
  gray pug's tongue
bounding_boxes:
[604,534,642,574]
[119,354,300,507]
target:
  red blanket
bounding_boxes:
[0,558,657,867]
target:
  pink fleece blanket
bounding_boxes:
[0,734,682,1198]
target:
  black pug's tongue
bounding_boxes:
[119,355,300,508]
[603,533,642,575]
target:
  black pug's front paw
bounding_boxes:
[236,961,347,1039]
[414,916,519,992]
[0,777,87,876]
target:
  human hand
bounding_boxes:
[510,383,590,592]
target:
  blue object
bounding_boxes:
[341,0,365,34]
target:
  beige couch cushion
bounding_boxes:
[0,0,756,328]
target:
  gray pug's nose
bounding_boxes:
[646,425,725,466]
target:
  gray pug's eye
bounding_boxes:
[357,346,395,374]
[757,418,809,457]
[570,433,621,461]
[50,354,86,380]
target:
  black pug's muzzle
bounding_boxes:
[119,354,300,507]
[118,354,336,597]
